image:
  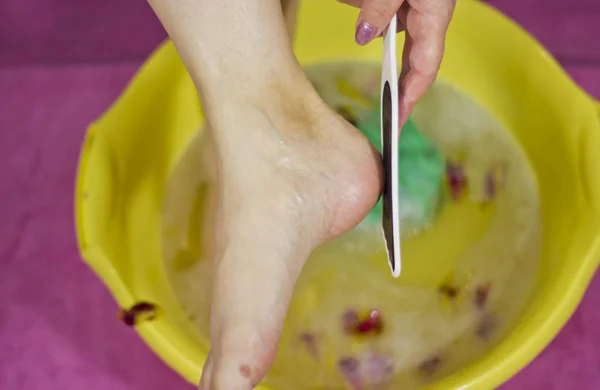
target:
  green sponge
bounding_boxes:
[357,111,446,233]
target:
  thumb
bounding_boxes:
[355,0,405,45]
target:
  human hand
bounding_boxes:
[339,0,456,123]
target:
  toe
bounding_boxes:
[210,321,280,389]
[206,231,308,389]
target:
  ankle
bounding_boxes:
[192,46,306,107]
[202,66,326,143]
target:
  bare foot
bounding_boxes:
[198,73,382,389]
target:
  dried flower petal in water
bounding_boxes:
[474,283,492,311]
[338,356,362,389]
[446,162,467,200]
[418,356,442,377]
[298,332,319,358]
[342,309,384,336]
[363,352,393,385]
[118,302,158,327]
[483,170,496,201]
[342,309,360,333]
[482,165,508,204]
[476,314,496,341]
[439,285,460,300]
[356,310,383,335]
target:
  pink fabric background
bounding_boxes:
[0,1,599,389]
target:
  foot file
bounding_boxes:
[380,16,401,278]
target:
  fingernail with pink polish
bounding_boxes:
[355,22,378,46]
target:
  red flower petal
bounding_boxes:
[446,162,467,200]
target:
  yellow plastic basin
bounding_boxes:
[75,0,600,388]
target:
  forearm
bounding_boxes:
[147,0,301,104]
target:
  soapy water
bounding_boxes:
[161,62,542,389]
